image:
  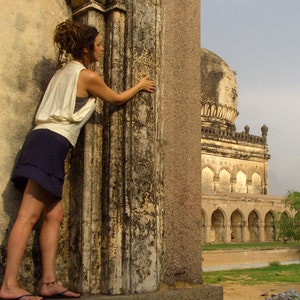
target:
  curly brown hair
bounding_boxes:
[54,19,99,66]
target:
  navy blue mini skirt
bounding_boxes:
[11,129,71,199]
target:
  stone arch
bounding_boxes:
[201,209,207,243]
[202,166,215,193]
[251,172,261,194]
[248,210,260,242]
[230,209,244,242]
[219,168,231,193]
[280,211,292,222]
[236,170,247,193]
[211,208,226,243]
[282,210,292,218]
[265,211,275,241]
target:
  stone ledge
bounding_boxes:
[202,248,300,271]
[81,285,223,300]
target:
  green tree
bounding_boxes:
[293,212,300,241]
[279,190,300,242]
[279,213,294,240]
[284,190,300,211]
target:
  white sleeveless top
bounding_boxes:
[34,60,96,146]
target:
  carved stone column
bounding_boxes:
[259,221,265,242]
[100,1,128,295]
[69,1,107,295]
[206,223,212,243]
[121,1,161,294]
[68,0,221,298]
[70,0,161,295]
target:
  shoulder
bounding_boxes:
[80,69,98,78]
[79,69,103,84]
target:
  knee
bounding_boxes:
[17,211,41,228]
[44,206,64,224]
[55,208,64,223]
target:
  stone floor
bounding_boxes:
[80,285,223,300]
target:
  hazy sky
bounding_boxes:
[201,0,300,196]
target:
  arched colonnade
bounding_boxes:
[201,203,292,244]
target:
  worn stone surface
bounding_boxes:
[160,0,202,286]
[0,0,71,293]
[121,0,161,294]
[80,285,223,300]
[68,0,205,295]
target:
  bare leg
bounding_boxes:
[0,180,45,300]
[39,201,80,298]
[0,179,79,299]
[39,200,63,284]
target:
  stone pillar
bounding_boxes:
[206,223,212,243]
[70,0,161,295]
[247,179,252,194]
[69,1,107,295]
[241,221,246,242]
[243,221,249,242]
[160,1,202,285]
[259,221,265,242]
[231,178,237,192]
[214,176,220,192]
[225,225,231,243]
[102,0,161,295]
[67,0,222,298]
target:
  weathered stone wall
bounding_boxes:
[66,0,204,295]
[0,0,212,298]
[0,0,71,292]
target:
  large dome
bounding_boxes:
[201,48,239,129]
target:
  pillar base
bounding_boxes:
[82,285,223,300]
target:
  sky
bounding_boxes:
[201,0,300,196]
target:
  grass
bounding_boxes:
[202,241,300,251]
[203,263,300,285]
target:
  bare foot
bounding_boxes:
[40,281,80,298]
[0,285,42,300]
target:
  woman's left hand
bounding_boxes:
[138,75,156,93]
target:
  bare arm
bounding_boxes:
[78,70,156,105]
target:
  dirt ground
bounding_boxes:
[223,283,300,300]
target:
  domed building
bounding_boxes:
[200,48,288,243]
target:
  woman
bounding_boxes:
[0,20,155,300]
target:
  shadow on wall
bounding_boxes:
[33,57,57,95]
[0,57,57,293]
